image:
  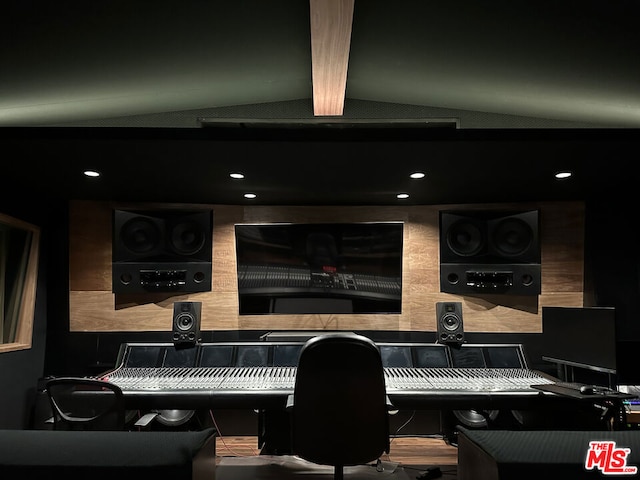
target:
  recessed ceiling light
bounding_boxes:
[410,172,425,179]
[555,171,572,179]
[83,170,101,177]
[230,172,245,179]
[244,193,257,199]
[397,193,409,199]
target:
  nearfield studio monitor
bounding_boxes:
[112,209,213,294]
[172,301,202,348]
[436,301,465,344]
[439,209,541,296]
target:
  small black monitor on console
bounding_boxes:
[380,345,413,367]
[163,346,198,367]
[124,345,163,367]
[199,345,234,367]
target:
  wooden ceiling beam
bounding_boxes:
[309,0,355,116]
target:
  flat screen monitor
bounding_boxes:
[485,345,525,368]
[125,345,162,367]
[448,344,526,368]
[235,344,270,367]
[162,346,198,367]
[273,344,304,366]
[380,345,413,367]
[413,345,450,368]
[542,306,616,373]
[200,345,234,367]
[450,346,486,368]
[235,222,404,315]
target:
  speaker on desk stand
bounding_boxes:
[436,301,465,345]
[172,301,202,348]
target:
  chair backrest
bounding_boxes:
[290,332,390,468]
[45,377,126,431]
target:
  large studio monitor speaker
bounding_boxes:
[173,301,202,348]
[439,209,541,296]
[112,209,212,294]
[436,301,465,344]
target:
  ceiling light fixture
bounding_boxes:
[244,193,257,199]
[555,171,572,179]
[230,172,245,179]
[397,193,409,199]
[83,170,101,178]
[410,172,425,179]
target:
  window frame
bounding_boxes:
[0,212,40,353]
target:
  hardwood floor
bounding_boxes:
[215,434,459,467]
[385,436,458,467]
[216,435,262,458]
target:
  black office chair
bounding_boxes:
[286,333,392,480]
[45,377,127,431]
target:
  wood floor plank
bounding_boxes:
[215,435,458,466]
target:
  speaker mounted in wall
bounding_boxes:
[112,209,213,294]
[436,301,465,344]
[172,301,202,348]
[439,209,541,296]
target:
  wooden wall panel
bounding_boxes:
[69,200,112,292]
[68,200,585,334]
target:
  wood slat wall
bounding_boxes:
[68,200,584,333]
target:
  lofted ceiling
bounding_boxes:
[1,0,639,206]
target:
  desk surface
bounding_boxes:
[531,383,636,401]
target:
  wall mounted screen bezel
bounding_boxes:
[234,222,404,315]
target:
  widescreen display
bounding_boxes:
[235,222,404,315]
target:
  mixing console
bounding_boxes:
[104,366,553,394]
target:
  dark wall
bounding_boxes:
[0,202,63,429]
[585,199,640,384]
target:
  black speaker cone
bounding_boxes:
[120,218,163,255]
[175,313,195,331]
[491,218,533,257]
[170,221,206,256]
[446,220,484,257]
[442,313,460,331]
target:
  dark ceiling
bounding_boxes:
[3,126,635,206]
[1,0,639,206]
